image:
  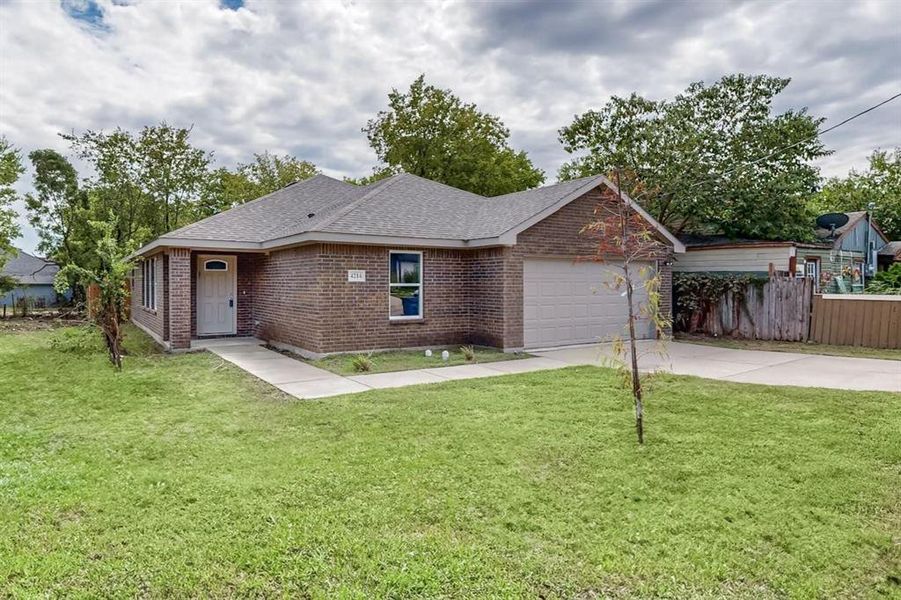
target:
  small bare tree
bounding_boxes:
[581,169,672,444]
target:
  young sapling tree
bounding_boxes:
[581,169,672,444]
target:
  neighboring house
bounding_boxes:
[129,173,684,354]
[877,241,901,270]
[1,249,63,308]
[674,211,891,292]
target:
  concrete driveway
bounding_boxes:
[200,338,900,399]
[533,341,901,393]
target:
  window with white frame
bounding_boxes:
[389,251,422,319]
[142,257,157,310]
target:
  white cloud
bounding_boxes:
[1,0,899,254]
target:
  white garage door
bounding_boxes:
[523,258,656,349]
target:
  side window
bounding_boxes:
[389,251,422,319]
[142,257,156,310]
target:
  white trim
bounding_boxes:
[196,254,238,336]
[388,250,423,320]
[820,294,901,301]
[203,259,229,271]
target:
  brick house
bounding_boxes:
[129,173,684,356]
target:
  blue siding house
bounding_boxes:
[1,249,66,308]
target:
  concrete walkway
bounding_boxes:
[200,338,900,399]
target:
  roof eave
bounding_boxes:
[129,232,513,258]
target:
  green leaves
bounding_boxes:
[362,74,544,196]
[559,74,827,241]
[201,152,318,216]
[811,148,901,240]
[0,136,23,273]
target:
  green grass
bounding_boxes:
[1,327,900,598]
[298,345,530,375]
[676,334,901,361]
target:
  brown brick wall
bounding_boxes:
[168,248,192,349]
[130,252,166,342]
[319,245,471,353]
[253,245,322,351]
[466,247,508,348]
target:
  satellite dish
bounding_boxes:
[816,213,850,232]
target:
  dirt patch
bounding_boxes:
[0,314,86,333]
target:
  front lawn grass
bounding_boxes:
[1,327,899,598]
[676,333,901,361]
[301,344,530,375]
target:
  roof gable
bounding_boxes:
[138,173,683,254]
[1,249,59,284]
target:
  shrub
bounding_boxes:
[49,325,104,354]
[866,264,901,294]
[460,345,475,362]
[351,354,374,372]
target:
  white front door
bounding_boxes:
[523,258,655,349]
[197,255,237,336]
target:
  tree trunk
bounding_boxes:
[623,261,644,445]
[615,168,644,445]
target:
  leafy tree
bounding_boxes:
[24,149,89,267]
[363,74,544,196]
[55,219,136,369]
[63,123,211,244]
[201,152,318,216]
[559,74,827,240]
[0,136,23,293]
[344,166,394,187]
[810,148,901,240]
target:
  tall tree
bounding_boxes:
[24,149,88,266]
[559,74,828,240]
[363,75,544,196]
[63,123,212,244]
[0,136,23,294]
[810,148,901,240]
[200,152,318,216]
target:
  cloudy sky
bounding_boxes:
[1,0,899,254]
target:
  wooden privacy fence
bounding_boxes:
[680,276,814,341]
[810,295,901,349]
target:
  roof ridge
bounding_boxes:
[168,173,338,237]
[489,175,602,200]
[303,173,411,234]
[397,172,487,200]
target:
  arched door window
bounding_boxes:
[204,259,228,271]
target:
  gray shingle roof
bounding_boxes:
[1,249,59,285]
[158,173,605,245]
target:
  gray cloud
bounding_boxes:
[1,0,899,255]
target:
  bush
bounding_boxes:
[49,325,103,354]
[866,264,901,294]
[460,345,475,362]
[351,354,374,372]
